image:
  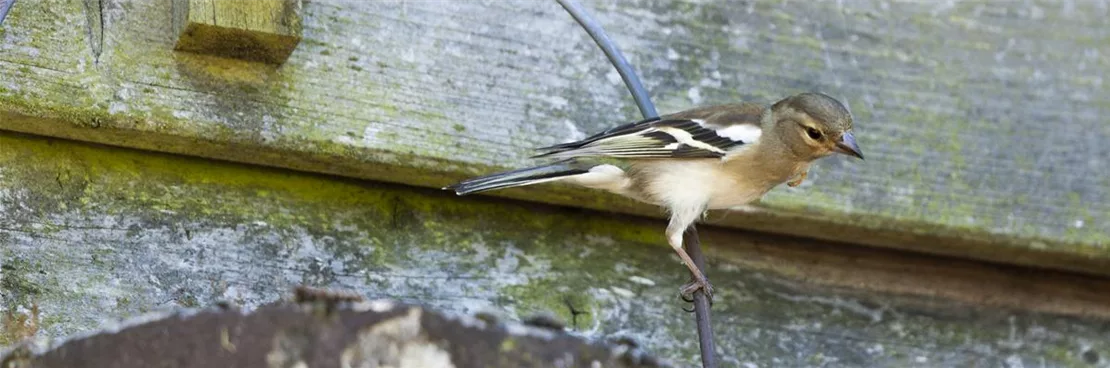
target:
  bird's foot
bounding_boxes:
[679,275,714,306]
[787,170,808,187]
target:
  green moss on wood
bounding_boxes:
[3,133,1110,366]
[1,0,1109,285]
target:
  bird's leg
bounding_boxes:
[669,231,713,301]
[666,207,713,302]
[787,169,808,187]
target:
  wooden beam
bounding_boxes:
[172,0,302,64]
[2,131,1110,366]
[2,0,1109,278]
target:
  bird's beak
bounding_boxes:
[834,131,864,160]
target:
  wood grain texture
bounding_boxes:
[172,0,302,63]
[0,1,1107,273]
[2,132,1109,367]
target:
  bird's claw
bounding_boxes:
[679,276,714,309]
[680,292,697,312]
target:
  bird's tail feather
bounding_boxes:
[443,160,589,195]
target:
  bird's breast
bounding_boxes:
[630,159,775,211]
[706,154,808,209]
[704,180,772,209]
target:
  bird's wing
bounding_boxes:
[534,103,765,159]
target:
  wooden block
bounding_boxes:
[172,0,302,64]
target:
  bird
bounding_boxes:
[444,92,863,301]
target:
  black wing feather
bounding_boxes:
[534,118,748,159]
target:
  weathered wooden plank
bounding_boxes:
[172,0,302,64]
[2,132,1110,366]
[0,1,1107,275]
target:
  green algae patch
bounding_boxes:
[0,255,55,345]
[3,133,1110,366]
[1,0,1109,283]
[0,133,707,360]
[0,131,669,310]
[0,257,47,308]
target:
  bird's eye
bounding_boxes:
[806,127,823,140]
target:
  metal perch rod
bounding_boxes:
[553,0,717,367]
[0,0,16,27]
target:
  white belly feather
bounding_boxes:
[635,158,770,211]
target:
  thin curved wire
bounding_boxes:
[553,1,716,367]
[555,0,658,119]
[0,0,15,27]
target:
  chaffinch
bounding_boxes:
[445,92,863,300]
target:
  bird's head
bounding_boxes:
[769,92,863,161]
